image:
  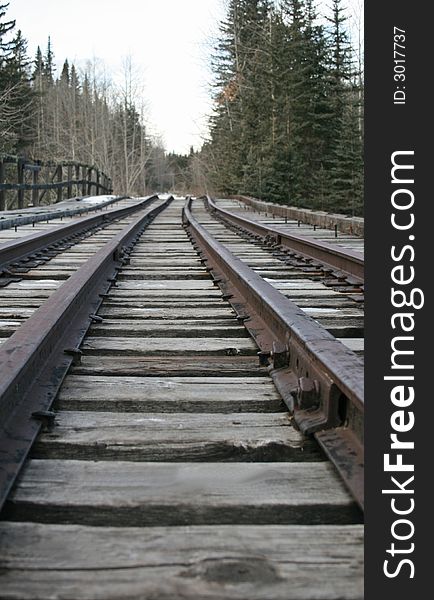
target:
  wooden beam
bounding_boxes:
[67,165,73,198]
[0,159,5,211]
[56,165,63,203]
[81,165,87,196]
[87,167,92,196]
[17,159,24,209]
[32,168,39,207]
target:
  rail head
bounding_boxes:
[183,197,364,509]
[206,196,364,283]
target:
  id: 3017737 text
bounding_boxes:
[393,27,406,105]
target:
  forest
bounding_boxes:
[0,0,363,215]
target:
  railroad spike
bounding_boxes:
[31,410,56,431]
[296,377,320,410]
[225,347,240,356]
[64,347,83,365]
[257,350,271,366]
[89,314,104,323]
[271,341,289,369]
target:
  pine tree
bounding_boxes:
[0,4,35,154]
[32,46,46,153]
[325,0,363,213]
[43,36,55,83]
[60,59,70,86]
[3,29,35,151]
[0,3,17,151]
[0,2,14,58]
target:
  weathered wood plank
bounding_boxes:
[115,280,216,290]
[265,280,329,290]
[56,375,283,412]
[4,280,61,291]
[71,355,268,378]
[0,307,35,318]
[0,522,364,600]
[100,298,225,306]
[98,306,236,319]
[89,319,247,337]
[82,336,257,356]
[33,411,322,461]
[118,269,210,280]
[106,288,223,298]
[5,461,361,526]
[0,299,45,307]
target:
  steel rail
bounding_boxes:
[183,197,364,509]
[206,196,364,283]
[0,195,158,270]
[0,196,173,512]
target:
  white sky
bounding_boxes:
[7,0,362,155]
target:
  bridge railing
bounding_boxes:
[0,155,113,211]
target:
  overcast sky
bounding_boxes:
[7,0,362,155]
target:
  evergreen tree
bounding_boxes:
[201,0,363,216]
[60,59,70,86]
[3,29,35,151]
[325,0,363,212]
[0,2,14,58]
[0,5,35,153]
[43,36,55,82]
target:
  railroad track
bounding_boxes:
[0,196,363,599]
[211,196,364,275]
[0,195,161,339]
[193,196,364,357]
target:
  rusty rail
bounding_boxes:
[0,196,157,270]
[207,196,364,283]
[0,196,173,511]
[183,197,364,509]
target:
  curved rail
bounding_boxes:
[206,196,364,283]
[0,196,173,511]
[183,197,364,509]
